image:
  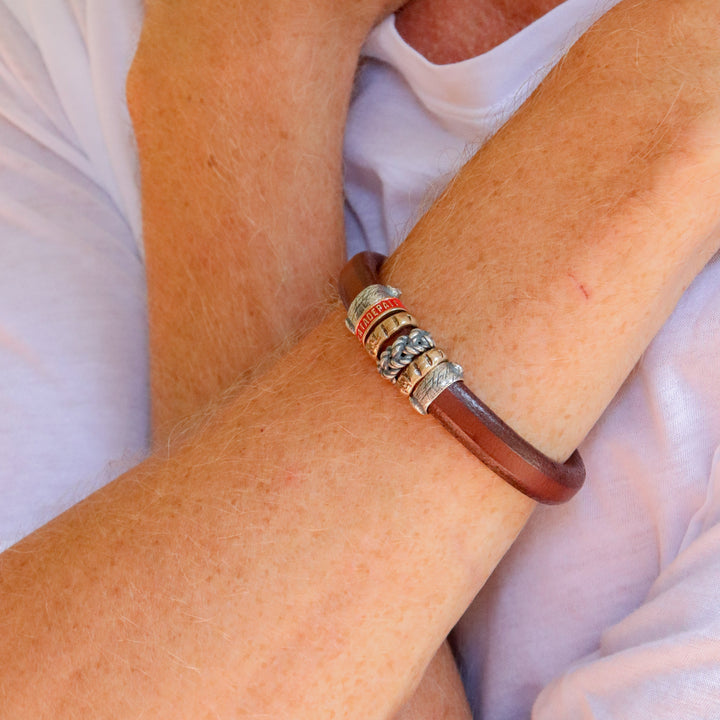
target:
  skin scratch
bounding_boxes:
[568,272,590,300]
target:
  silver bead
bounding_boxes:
[409,361,464,415]
[345,284,401,335]
[396,347,447,396]
[377,328,435,381]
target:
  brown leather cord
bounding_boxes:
[339,251,585,504]
[429,382,584,503]
[338,251,386,308]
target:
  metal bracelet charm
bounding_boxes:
[345,284,403,340]
[409,361,464,415]
[364,312,417,359]
[378,328,435,382]
[396,347,448,396]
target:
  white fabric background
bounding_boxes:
[0,0,147,545]
[1,1,719,717]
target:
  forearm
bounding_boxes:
[129,4,471,716]
[388,0,720,458]
[0,310,530,718]
[392,642,472,720]
[129,0,404,436]
[2,1,720,717]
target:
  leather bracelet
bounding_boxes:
[338,251,585,504]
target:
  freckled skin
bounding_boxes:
[2,2,720,718]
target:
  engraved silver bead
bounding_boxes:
[409,361,464,415]
[396,347,447,396]
[345,284,402,335]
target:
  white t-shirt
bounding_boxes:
[2,1,720,718]
[0,0,147,544]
